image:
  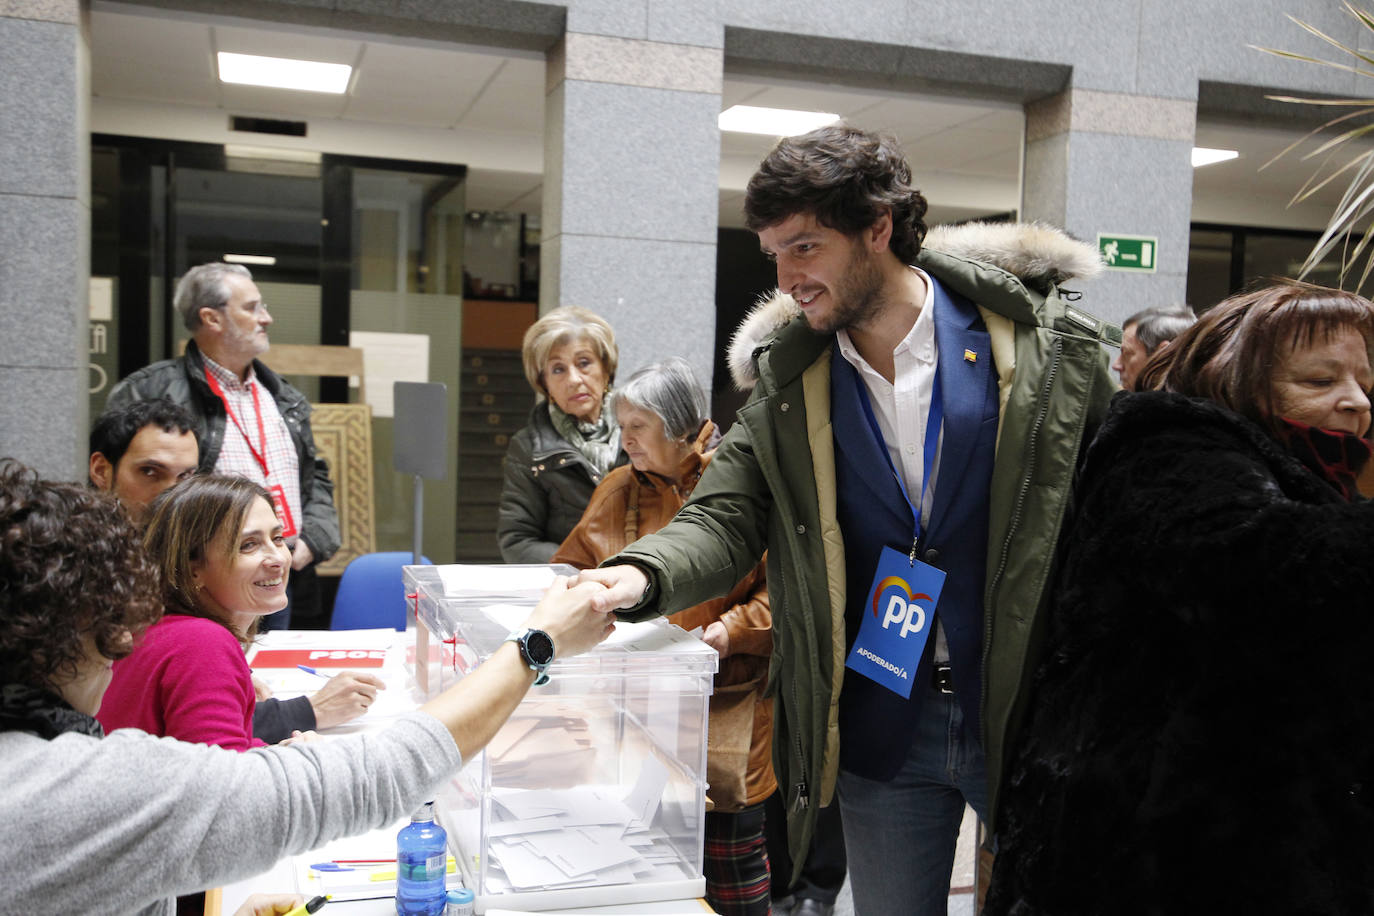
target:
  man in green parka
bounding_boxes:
[582,125,1118,913]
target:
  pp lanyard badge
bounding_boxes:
[842,361,944,698]
[845,546,945,698]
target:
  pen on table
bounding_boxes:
[296,665,329,678]
[282,895,328,916]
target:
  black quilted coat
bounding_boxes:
[986,391,1374,916]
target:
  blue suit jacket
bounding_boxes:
[831,275,1001,780]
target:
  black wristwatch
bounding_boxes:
[505,627,556,686]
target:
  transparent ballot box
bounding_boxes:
[408,564,718,913]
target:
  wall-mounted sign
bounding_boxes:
[1098,234,1157,272]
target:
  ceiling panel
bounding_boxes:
[90,13,218,104]
[218,83,350,119]
[904,126,1020,169]
[460,79,545,134]
[341,96,467,127]
[348,42,499,117]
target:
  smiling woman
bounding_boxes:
[96,475,291,751]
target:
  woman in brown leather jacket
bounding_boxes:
[554,357,775,916]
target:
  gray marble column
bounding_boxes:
[0,0,90,479]
[1023,88,1197,327]
[542,28,724,386]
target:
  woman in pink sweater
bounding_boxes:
[98,475,292,750]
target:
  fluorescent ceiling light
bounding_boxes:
[223,254,277,266]
[1192,147,1239,168]
[719,105,841,136]
[217,51,351,94]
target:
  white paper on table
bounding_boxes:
[437,564,560,597]
[251,628,399,652]
[623,754,669,825]
[292,824,400,901]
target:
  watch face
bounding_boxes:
[524,629,555,666]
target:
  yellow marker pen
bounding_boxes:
[282,895,328,916]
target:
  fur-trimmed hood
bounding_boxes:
[727,221,1103,390]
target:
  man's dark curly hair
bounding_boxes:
[0,459,162,693]
[744,124,929,264]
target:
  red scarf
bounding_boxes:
[1274,417,1374,502]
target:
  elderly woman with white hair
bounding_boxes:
[554,358,776,916]
[498,306,625,563]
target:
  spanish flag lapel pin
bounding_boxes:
[963,348,977,363]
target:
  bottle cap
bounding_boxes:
[447,889,475,903]
[411,800,436,822]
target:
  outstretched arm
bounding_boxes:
[418,577,615,759]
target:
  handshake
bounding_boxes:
[520,565,650,661]
[538,566,732,659]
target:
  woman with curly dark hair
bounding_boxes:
[0,459,615,915]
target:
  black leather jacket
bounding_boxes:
[106,340,341,562]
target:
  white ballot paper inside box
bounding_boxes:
[478,756,673,891]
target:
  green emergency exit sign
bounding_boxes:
[1098,234,1158,272]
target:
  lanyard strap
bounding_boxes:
[853,363,943,555]
[205,371,271,480]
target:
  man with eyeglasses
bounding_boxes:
[107,262,340,629]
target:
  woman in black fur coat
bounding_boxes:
[986,281,1374,915]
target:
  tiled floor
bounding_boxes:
[773,804,979,916]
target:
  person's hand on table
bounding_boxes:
[251,674,274,702]
[702,621,731,657]
[575,564,648,613]
[278,730,320,747]
[233,892,303,916]
[525,576,618,658]
[308,670,386,728]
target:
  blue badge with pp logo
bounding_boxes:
[844,545,945,698]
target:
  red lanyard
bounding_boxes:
[205,371,271,481]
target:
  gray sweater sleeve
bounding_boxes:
[1,711,461,915]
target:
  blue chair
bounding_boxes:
[330,552,433,631]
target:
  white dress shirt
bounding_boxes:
[836,266,951,662]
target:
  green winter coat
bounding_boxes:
[611,223,1119,867]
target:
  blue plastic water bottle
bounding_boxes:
[396,801,448,915]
